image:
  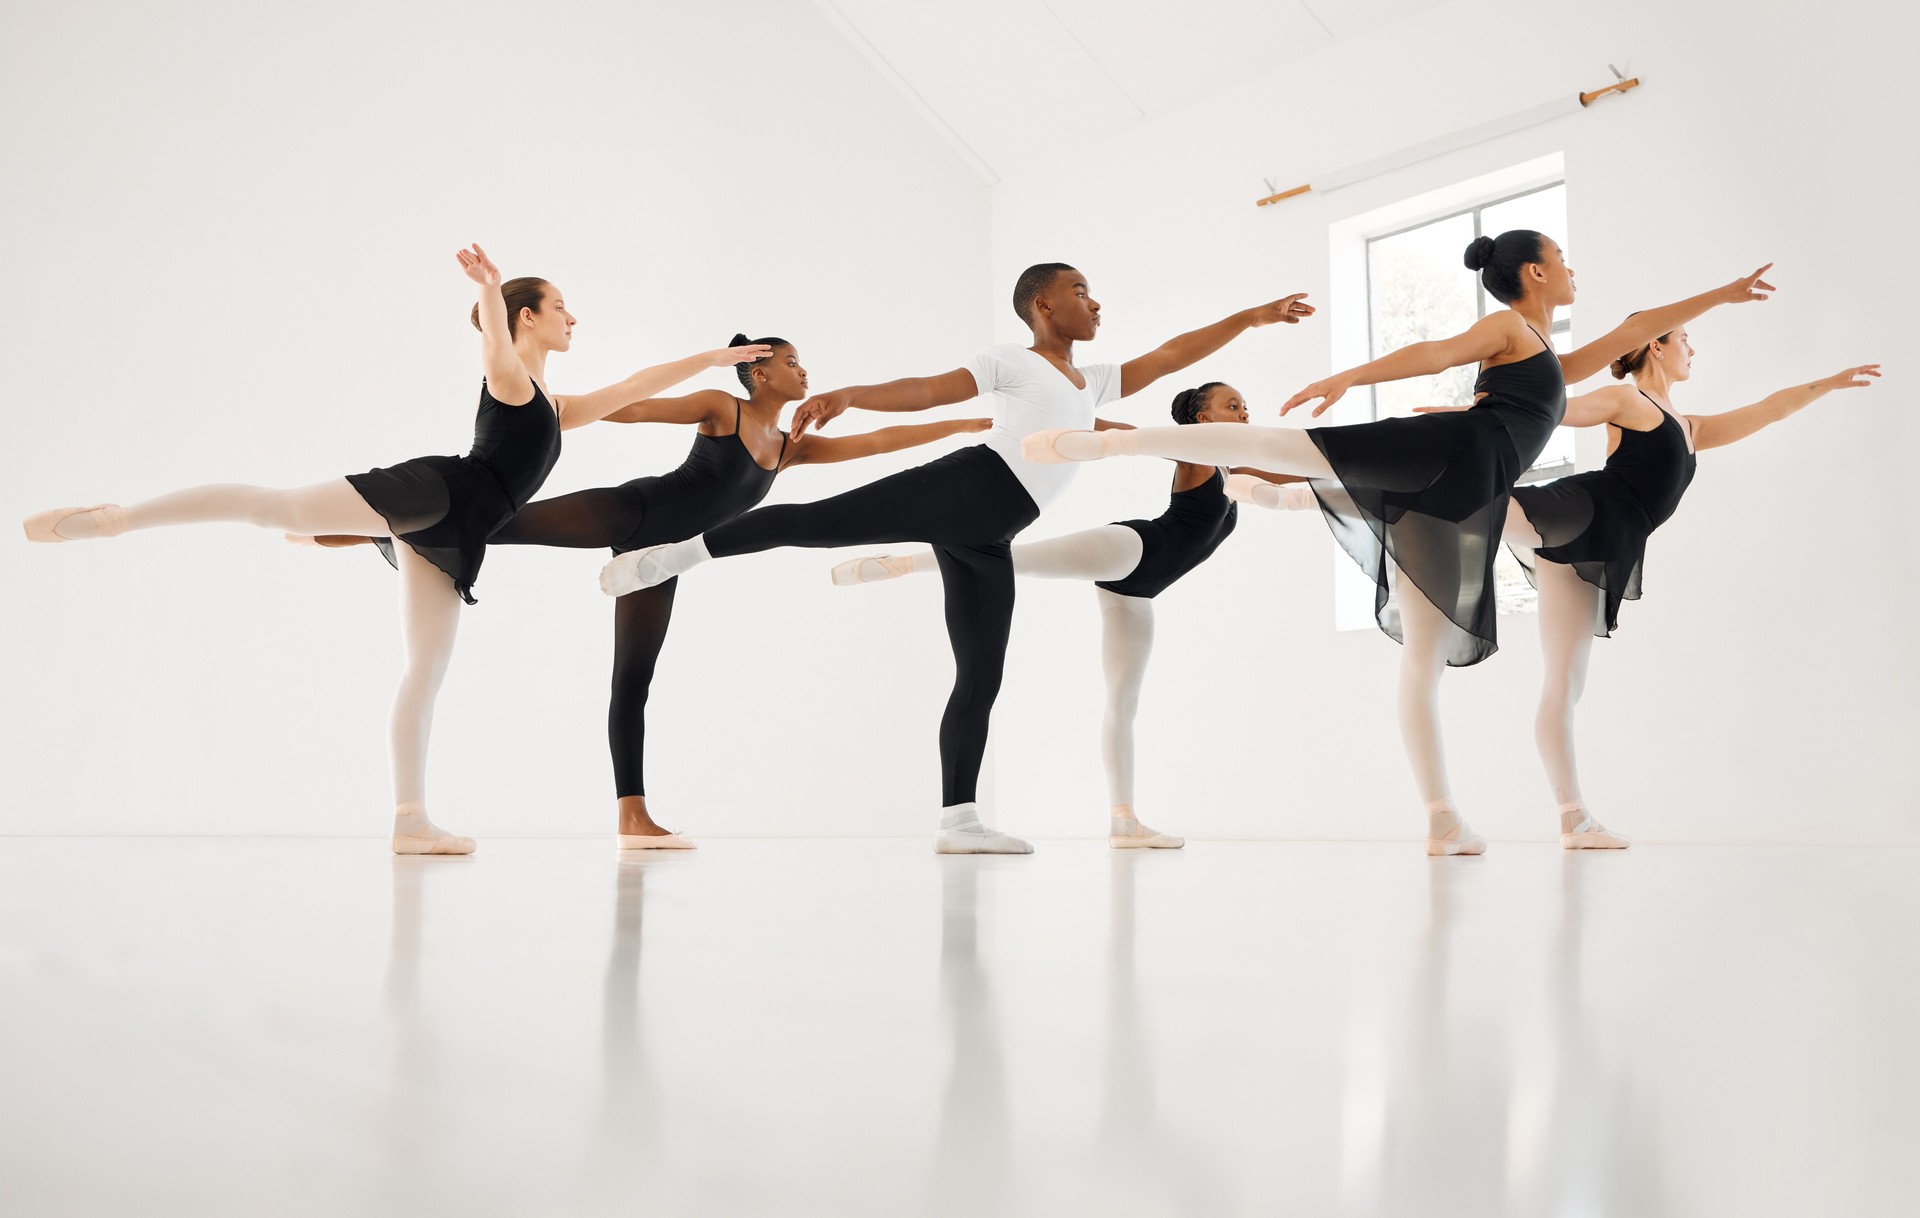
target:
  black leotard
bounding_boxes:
[1095,468,1238,600]
[1305,323,1565,666]
[347,379,562,603]
[1510,389,1698,635]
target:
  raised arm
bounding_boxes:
[459,244,535,404]
[1118,293,1315,398]
[1689,363,1881,451]
[784,417,991,467]
[787,368,981,441]
[554,344,771,432]
[1559,264,1775,385]
[602,388,735,427]
[1284,311,1517,417]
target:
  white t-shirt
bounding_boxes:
[963,344,1123,509]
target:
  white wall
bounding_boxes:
[983,0,1918,844]
[1,1,992,836]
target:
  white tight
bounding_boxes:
[1501,500,1601,811]
[122,477,392,536]
[1096,589,1155,808]
[1109,422,1337,481]
[882,523,1143,584]
[106,479,461,814]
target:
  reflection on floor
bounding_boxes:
[1,838,1912,1216]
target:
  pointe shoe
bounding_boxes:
[23,504,126,543]
[1561,815,1631,850]
[600,545,675,597]
[1425,817,1487,857]
[391,831,477,856]
[1020,428,1107,464]
[618,832,696,851]
[934,827,1034,855]
[1108,817,1185,849]
[830,555,916,586]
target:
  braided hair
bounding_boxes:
[730,333,792,393]
[1169,382,1227,424]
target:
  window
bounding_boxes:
[1362,180,1574,613]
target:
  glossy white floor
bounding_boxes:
[1,837,1911,1217]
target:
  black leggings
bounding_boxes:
[492,488,696,798]
[706,446,1041,806]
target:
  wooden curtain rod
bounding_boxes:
[1255,73,1642,208]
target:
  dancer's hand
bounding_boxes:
[1246,294,1316,327]
[1282,375,1352,417]
[456,243,502,288]
[709,343,773,367]
[1716,263,1775,304]
[1412,405,1471,414]
[791,389,855,440]
[1813,363,1882,392]
[962,417,993,432]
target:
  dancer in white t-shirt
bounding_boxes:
[598,263,1313,853]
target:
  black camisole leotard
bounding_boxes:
[347,378,563,603]
[1305,322,1565,666]
[1510,388,1698,636]
[1095,468,1239,600]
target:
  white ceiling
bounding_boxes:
[813,0,1450,183]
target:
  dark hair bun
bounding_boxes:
[730,333,750,348]
[1463,235,1498,272]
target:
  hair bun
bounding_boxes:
[1463,235,1498,272]
[730,332,751,349]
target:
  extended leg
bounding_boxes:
[832,523,1144,587]
[489,486,641,549]
[1024,422,1337,479]
[27,478,391,541]
[1096,590,1182,849]
[389,541,473,855]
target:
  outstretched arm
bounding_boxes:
[1559,264,1775,385]
[554,344,771,431]
[1414,383,1634,427]
[602,389,735,427]
[787,368,981,440]
[785,417,991,467]
[1284,311,1515,417]
[1118,294,1314,398]
[459,244,534,405]
[1689,363,1881,451]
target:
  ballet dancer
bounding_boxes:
[1024,233,1775,853]
[311,335,991,849]
[830,381,1310,849]
[23,245,768,854]
[597,264,1315,853]
[1418,331,1880,847]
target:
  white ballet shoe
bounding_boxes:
[1020,428,1108,464]
[1223,473,1263,504]
[1561,815,1631,850]
[934,827,1034,855]
[617,832,696,851]
[830,555,916,586]
[1108,816,1185,849]
[23,504,127,543]
[599,545,675,596]
[1425,813,1487,857]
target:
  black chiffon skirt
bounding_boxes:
[1307,407,1529,667]
[1509,472,1652,638]
[346,455,518,604]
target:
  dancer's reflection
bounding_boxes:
[579,856,664,1210]
[1094,853,1226,1211]
[925,864,1012,1215]
[1342,863,1509,1218]
[380,857,466,1207]
[1510,857,1669,1214]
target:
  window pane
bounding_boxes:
[1367,211,1479,419]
